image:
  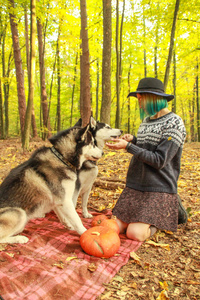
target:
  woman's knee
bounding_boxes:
[126,223,150,242]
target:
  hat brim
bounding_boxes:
[128,90,174,101]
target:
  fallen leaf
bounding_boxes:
[146,240,170,251]
[186,280,200,285]
[129,282,137,289]
[65,256,77,262]
[5,252,14,257]
[156,290,169,300]
[53,262,64,269]
[159,281,168,291]
[88,263,97,272]
[130,251,141,263]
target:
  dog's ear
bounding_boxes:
[74,118,82,127]
[89,116,96,131]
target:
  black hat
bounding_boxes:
[128,77,174,101]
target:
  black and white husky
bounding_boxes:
[0,118,102,244]
[72,118,122,218]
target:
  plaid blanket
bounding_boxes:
[0,210,142,300]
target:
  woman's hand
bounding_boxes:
[121,134,134,142]
[106,138,128,150]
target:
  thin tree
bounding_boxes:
[115,0,120,128]
[70,52,78,127]
[80,0,91,126]
[56,28,61,132]
[9,0,26,137]
[164,0,180,90]
[37,16,51,139]
[100,0,112,124]
[196,61,200,142]
[172,50,176,113]
[143,6,147,77]
[22,0,36,149]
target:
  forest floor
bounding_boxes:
[0,138,200,300]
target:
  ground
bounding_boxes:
[0,138,199,300]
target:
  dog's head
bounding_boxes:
[74,117,122,148]
[49,117,102,169]
[75,117,102,165]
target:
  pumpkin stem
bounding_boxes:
[91,231,101,236]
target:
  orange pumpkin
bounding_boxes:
[91,214,108,227]
[100,219,120,234]
[80,226,120,258]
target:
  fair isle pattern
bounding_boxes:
[137,112,186,147]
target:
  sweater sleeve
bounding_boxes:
[126,116,186,170]
[127,138,179,170]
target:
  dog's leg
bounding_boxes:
[80,166,98,218]
[54,203,86,235]
[81,189,93,218]
[54,179,87,235]
[0,207,29,244]
[72,187,80,208]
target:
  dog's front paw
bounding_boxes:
[82,211,93,219]
[13,235,29,244]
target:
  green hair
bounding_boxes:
[139,94,168,120]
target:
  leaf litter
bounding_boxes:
[0,139,200,299]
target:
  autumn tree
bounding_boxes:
[80,0,91,126]
[22,0,36,149]
[9,0,26,137]
[164,0,180,90]
[100,0,112,124]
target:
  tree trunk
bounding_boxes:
[0,77,4,139]
[154,3,159,78]
[80,0,91,127]
[115,0,120,128]
[164,0,180,90]
[70,53,78,127]
[22,0,36,149]
[37,17,50,139]
[9,0,26,137]
[196,62,200,142]
[127,63,131,133]
[56,28,61,132]
[100,0,112,124]
[143,8,147,77]
[24,5,38,139]
[2,24,9,138]
[96,58,99,121]
[172,50,176,113]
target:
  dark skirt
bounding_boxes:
[112,187,179,232]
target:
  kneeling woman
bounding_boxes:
[106,77,187,242]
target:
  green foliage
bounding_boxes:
[0,0,199,139]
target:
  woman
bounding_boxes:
[106,77,187,242]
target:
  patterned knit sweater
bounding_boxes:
[126,112,186,193]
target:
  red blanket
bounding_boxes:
[0,210,142,300]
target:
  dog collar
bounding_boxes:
[50,146,77,172]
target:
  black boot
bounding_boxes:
[178,195,188,224]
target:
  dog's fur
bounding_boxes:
[72,119,122,218]
[0,119,102,244]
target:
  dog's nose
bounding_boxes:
[120,130,123,134]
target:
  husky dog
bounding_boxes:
[0,118,102,244]
[72,118,122,218]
